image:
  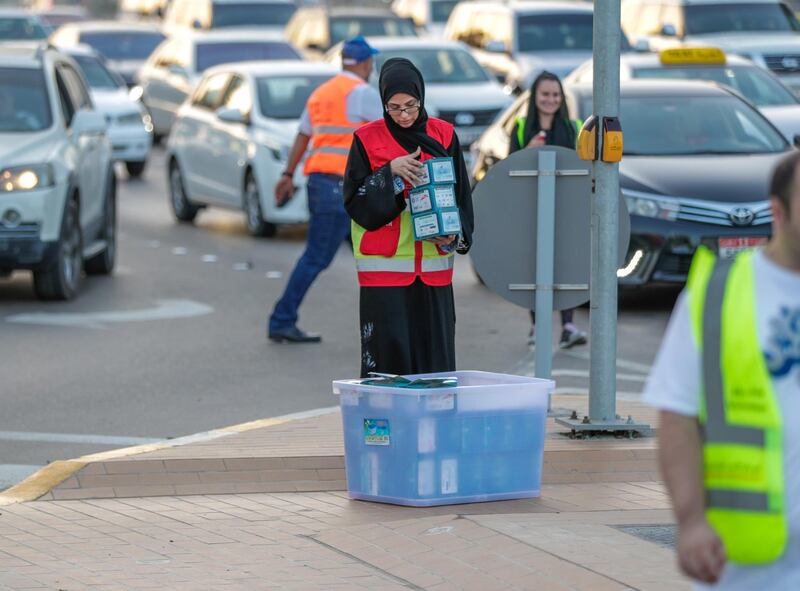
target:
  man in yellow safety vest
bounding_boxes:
[644,150,800,589]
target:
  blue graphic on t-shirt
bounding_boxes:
[764,306,800,379]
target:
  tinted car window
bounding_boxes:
[375,48,489,83]
[211,2,297,27]
[0,16,48,40]
[257,74,329,119]
[622,95,787,155]
[195,42,301,73]
[633,65,798,107]
[0,67,52,132]
[71,55,123,90]
[684,3,800,35]
[79,31,166,61]
[59,64,92,110]
[192,72,230,109]
[329,16,417,45]
[431,0,458,23]
[517,13,594,52]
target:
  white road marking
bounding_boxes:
[266,271,283,279]
[201,254,218,263]
[233,262,252,271]
[0,431,162,445]
[561,350,652,374]
[147,240,161,248]
[5,299,214,328]
[553,387,642,400]
[172,247,188,255]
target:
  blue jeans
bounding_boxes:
[269,173,351,333]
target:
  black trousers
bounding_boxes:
[359,278,456,378]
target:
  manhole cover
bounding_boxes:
[612,524,677,548]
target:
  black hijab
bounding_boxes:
[521,71,576,149]
[379,58,449,158]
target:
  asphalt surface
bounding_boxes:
[0,146,678,490]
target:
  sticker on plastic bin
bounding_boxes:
[425,393,455,411]
[364,418,390,446]
[441,458,458,495]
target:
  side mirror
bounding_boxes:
[168,64,188,78]
[192,19,203,29]
[306,42,325,52]
[485,40,508,54]
[660,23,677,37]
[71,109,106,136]
[633,39,650,52]
[216,107,248,125]
[793,134,800,149]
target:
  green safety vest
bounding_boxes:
[515,117,582,149]
[686,246,787,564]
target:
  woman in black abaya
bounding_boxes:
[343,58,474,378]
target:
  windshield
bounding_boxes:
[375,48,489,83]
[80,31,166,61]
[684,3,800,35]
[620,95,786,155]
[0,16,48,40]
[0,68,52,132]
[431,0,458,23]
[211,3,297,27]
[257,74,329,119]
[517,13,593,52]
[196,41,300,73]
[37,13,87,29]
[633,65,798,107]
[330,16,417,46]
[72,54,123,90]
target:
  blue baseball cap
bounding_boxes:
[342,36,379,65]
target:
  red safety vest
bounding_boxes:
[351,118,456,287]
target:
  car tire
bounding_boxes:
[126,160,146,178]
[244,172,276,238]
[169,160,199,223]
[33,197,82,301]
[85,171,117,276]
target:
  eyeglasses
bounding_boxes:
[386,103,420,116]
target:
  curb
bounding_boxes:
[0,406,340,507]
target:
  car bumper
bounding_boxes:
[108,125,153,162]
[0,183,66,244]
[618,215,772,286]
[0,228,58,269]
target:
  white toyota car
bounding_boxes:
[166,61,337,236]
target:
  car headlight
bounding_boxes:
[624,192,679,221]
[0,164,55,192]
[129,85,144,102]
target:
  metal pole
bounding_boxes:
[589,0,621,422]
[534,151,556,397]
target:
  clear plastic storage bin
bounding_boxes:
[333,371,554,507]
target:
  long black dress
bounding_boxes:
[343,131,474,378]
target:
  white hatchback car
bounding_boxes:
[166,61,337,236]
[0,44,115,300]
[64,46,154,178]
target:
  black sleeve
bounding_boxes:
[449,133,474,255]
[509,120,522,154]
[343,135,406,232]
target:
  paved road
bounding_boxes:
[0,146,678,489]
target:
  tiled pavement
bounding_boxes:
[0,398,689,590]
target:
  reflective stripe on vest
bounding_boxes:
[515,116,582,149]
[355,257,454,274]
[687,247,787,565]
[304,74,365,176]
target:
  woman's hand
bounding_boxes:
[390,146,423,185]
[425,235,457,246]
[527,131,547,148]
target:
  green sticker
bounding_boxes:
[364,418,390,446]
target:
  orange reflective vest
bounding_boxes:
[304,74,366,176]
[351,118,456,287]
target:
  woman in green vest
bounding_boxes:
[509,71,587,349]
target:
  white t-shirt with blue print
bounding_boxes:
[644,250,800,590]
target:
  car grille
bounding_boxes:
[0,222,39,239]
[675,199,772,227]
[764,54,800,74]
[437,108,502,127]
[654,253,693,277]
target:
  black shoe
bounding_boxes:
[268,326,322,343]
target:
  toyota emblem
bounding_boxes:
[729,207,755,226]
[454,112,475,126]
[782,56,800,70]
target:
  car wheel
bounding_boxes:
[126,160,146,178]
[244,173,276,238]
[169,161,199,223]
[33,197,82,301]
[85,171,117,276]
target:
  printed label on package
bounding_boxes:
[414,213,440,238]
[433,185,456,208]
[430,159,456,183]
[440,210,462,234]
[410,188,433,213]
[364,418,390,446]
[416,164,431,186]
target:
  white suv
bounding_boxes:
[0,44,115,300]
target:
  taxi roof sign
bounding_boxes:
[659,47,726,66]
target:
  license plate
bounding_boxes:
[718,237,767,259]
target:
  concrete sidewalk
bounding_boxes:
[0,396,689,590]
